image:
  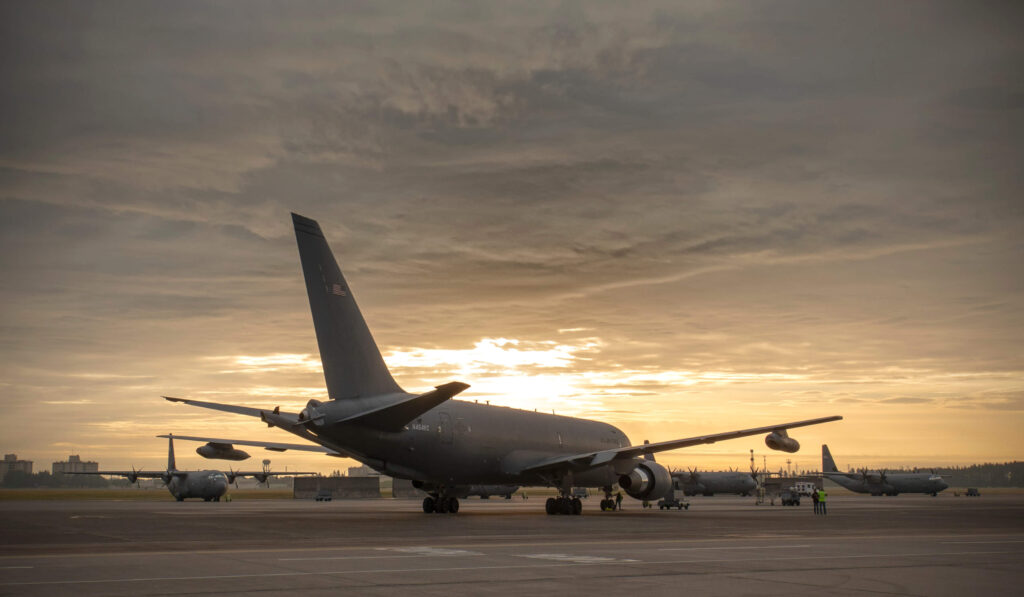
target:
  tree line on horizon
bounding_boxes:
[0,471,131,489]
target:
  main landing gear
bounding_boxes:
[423,495,460,514]
[545,496,582,515]
[598,486,617,512]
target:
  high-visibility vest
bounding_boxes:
[818,490,827,502]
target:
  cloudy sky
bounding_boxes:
[1,1,1022,475]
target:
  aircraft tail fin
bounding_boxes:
[292,213,404,400]
[822,444,839,473]
[167,434,177,472]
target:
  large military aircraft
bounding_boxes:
[822,444,948,496]
[673,469,757,496]
[165,213,842,515]
[66,435,312,501]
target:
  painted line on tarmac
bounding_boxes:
[1,533,1019,561]
[0,566,33,569]
[0,550,1014,587]
[662,544,811,551]
[279,554,466,562]
[940,540,1024,545]
[281,547,484,562]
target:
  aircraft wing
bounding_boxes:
[62,471,180,479]
[517,415,843,474]
[229,471,319,477]
[155,436,339,454]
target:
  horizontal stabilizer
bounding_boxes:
[339,382,470,432]
[163,396,269,418]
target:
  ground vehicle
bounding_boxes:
[315,489,333,502]
[966,487,980,497]
[780,489,801,506]
[657,491,690,510]
[792,481,817,496]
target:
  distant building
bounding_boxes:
[52,455,99,475]
[347,464,380,477]
[0,454,33,481]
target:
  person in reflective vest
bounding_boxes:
[817,488,828,515]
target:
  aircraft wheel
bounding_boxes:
[423,496,435,513]
[571,498,582,515]
[545,497,557,515]
[448,498,460,513]
[435,498,449,514]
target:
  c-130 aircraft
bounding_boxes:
[65,435,311,501]
[167,214,842,515]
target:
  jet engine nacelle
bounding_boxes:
[618,461,672,500]
[196,442,251,461]
[765,430,800,453]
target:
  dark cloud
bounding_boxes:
[0,1,1021,469]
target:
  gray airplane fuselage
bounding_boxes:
[309,399,631,490]
[673,471,757,496]
[827,473,948,496]
[167,214,844,512]
[166,470,229,501]
[822,444,948,496]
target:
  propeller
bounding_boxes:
[228,467,239,488]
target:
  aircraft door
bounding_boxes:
[438,412,453,444]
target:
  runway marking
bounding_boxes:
[522,553,637,564]
[278,554,469,562]
[940,540,1024,545]
[661,544,811,551]
[382,547,484,556]
[0,550,1013,587]
[2,533,1020,561]
[0,566,33,570]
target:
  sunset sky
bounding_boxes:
[1,2,1021,476]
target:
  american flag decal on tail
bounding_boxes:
[330,283,347,296]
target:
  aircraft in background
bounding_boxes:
[673,469,757,496]
[165,213,842,515]
[66,435,315,501]
[822,444,948,496]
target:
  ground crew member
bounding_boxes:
[817,488,828,515]
[812,487,820,515]
[616,491,623,511]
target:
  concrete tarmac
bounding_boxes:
[1,494,1022,596]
